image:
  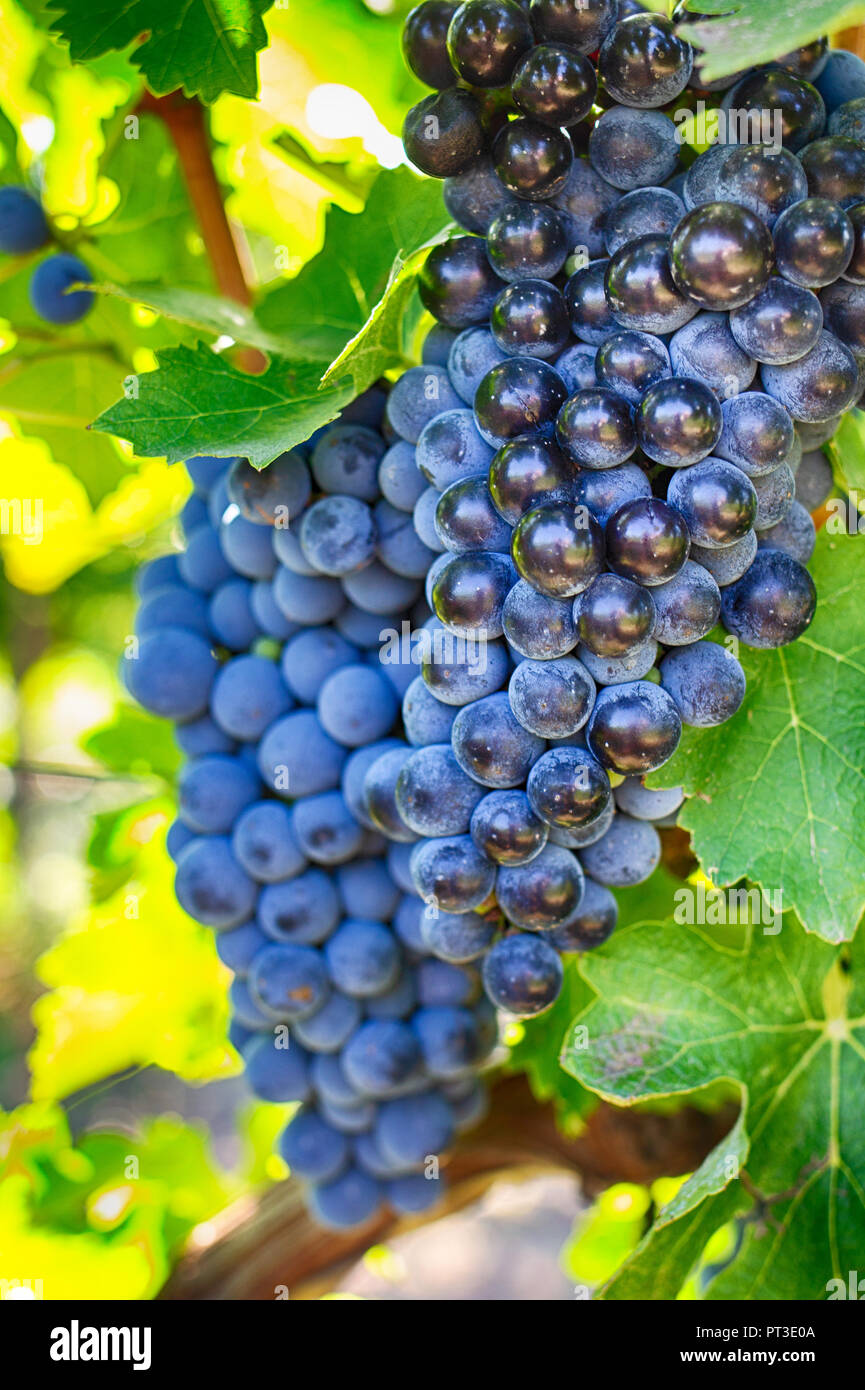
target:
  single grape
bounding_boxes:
[341,1019,423,1098]
[493,118,573,200]
[402,1,460,87]
[249,942,330,1022]
[760,330,859,423]
[565,257,622,349]
[29,252,93,324]
[299,496,377,576]
[469,788,549,865]
[179,524,234,592]
[659,640,746,726]
[422,632,511,705]
[831,96,865,141]
[226,452,311,527]
[716,144,808,226]
[136,583,210,638]
[512,43,596,126]
[280,627,358,704]
[819,278,865,356]
[586,679,682,773]
[578,635,658,685]
[604,186,685,257]
[403,89,485,177]
[489,434,574,524]
[257,868,341,945]
[690,529,757,586]
[605,496,690,585]
[482,933,563,1016]
[799,136,865,207]
[362,746,416,842]
[209,579,259,650]
[341,561,422,616]
[451,691,545,788]
[435,475,513,553]
[446,0,533,86]
[123,626,217,721]
[309,1168,383,1229]
[649,559,722,644]
[614,777,684,821]
[548,796,614,848]
[474,355,568,446]
[419,237,505,330]
[595,330,670,405]
[324,918,401,999]
[668,310,757,399]
[666,458,757,548]
[549,876,617,951]
[508,654,595,739]
[497,842,586,930]
[375,1092,455,1167]
[444,154,516,235]
[502,577,579,658]
[578,812,660,886]
[751,462,795,529]
[279,1109,349,1184]
[175,715,235,758]
[0,185,48,252]
[576,572,655,655]
[555,343,599,394]
[682,143,730,209]
[526,746,611,830]
[421,906,496,961]
[715,392,795,476]
[395,743,485,836]
[433,551,513,638]
[552,157,620,259]
[722,70,826,152]
[556,388,636,469]
[599,14,693,108]
[636,376,722,467]
[669,202,774,311]
[311,423,385,499]
[491,277,570,360]
[815,49,865,111]
[375,499,438,578]
[512,501,605,597]
[842,201,865,283]
[257,709,347,798]
[721,547,816,647]
[175,836,257,929]
[728,279,824,367]
[211,654,293,742]
[529,0,618,53]
[589,108,680,190]
[756,500,816,564]
[605,233,697,334]
[410,834,496,913]
[291,791,365,866]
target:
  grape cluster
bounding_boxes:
[127,390,497,1231]
[0,185,93,324]
[387,1,862,1012]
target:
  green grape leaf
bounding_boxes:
[680,1,865,82]
[257,165,450,368]
[826,410,865,500]
[83,706,180,782]
[91,343,353,466]
[46,0,274,103]
[90,282,293,356]
[563,919,865,1300]
[648,532,865,945]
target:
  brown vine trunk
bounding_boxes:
[163,1077,736,1301]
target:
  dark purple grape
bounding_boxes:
[682,143,730,209]
[496,843,585,930]
[728,279,824,365]
[605,234,697,334]
[552,158,620,259]
[529,0,618,53]
[419,235,504,328]
[636,376,722,467]
[448,326,508,404]
[752,462,795,529]
[576,572,655,656]
[815,49,865,111]
[470,788,548,866]
[604,186,685,256]
[527,746,611,830]
[446,0,534,86]
[410,834,496,912]
[482,932,563,1016]
[772,196,855,289]
[722,70,826,152]
[721,548,816,648]
[444,154,516,235]
[402,1,460,87]
[403,89,485,177]
[819,279,865,355]
[491,278,570,360]
[502,578,579,659]
[226,451,311,526]
[595,331,671,404]
[432,551,513,637]
[555,388,636,468]
[716,144,808,227]
[690,530,757,586]
[486,202,569,283]
[489,434,574,523]
[512,44,596,126]
[666,458,757,548]
[508,655,595,738]
[645,558,721,644]
[605,496,690,586]
[586,679,681,774]
[715,391,796,476]
[589,108,680,190]
[598,14,693,108]
[512,501,605,597]
[474,356,568,446]
[667,312,756,400]
[828,96,865,141]
[778,38,830,82]
[668,202,774,311]
[564,259,619,345]
[416,408,493,490]
[549,877,617,952]
[451,691,545,788]
[800,136,865,207]
[435,475,512,553]
[555,342,598,394]
[578,637,658,686]
[659,640,746,727]
[756,499,816,564]
[493,118,573,200]
[761,330,859,423]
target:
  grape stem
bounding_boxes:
[161,1076,736,1301]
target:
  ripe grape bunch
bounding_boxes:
[127,389,500,1231]
[389,0,865,1016]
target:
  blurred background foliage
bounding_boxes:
[0,0,855,1300]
